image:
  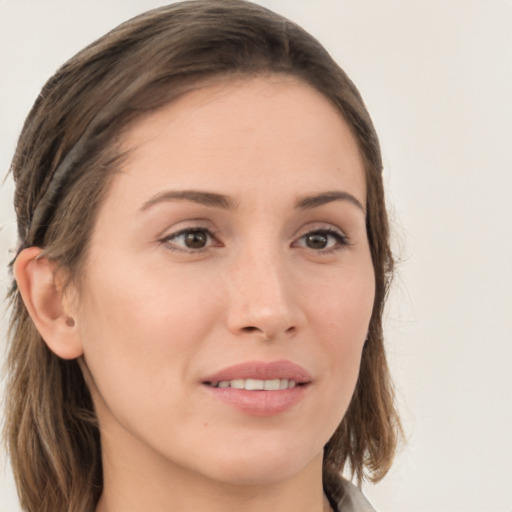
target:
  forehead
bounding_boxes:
[109,76,366,209]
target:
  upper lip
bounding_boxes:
[202,360,312,384]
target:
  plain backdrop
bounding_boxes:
[1,1,511,511]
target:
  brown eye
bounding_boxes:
[184,230,208,249]
[162,228,216,252]
[305,232,329,249]
[294,229,347,252]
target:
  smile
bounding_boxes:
[207,378,298,390]
[201,360,311,416]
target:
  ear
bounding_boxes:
[14,247,84,359]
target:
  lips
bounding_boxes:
[201,360,312,416]
[202,359,312,385]
[210,378,297,390]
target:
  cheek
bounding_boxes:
[75,263,220,409]
[308,258,375,340]
[79,256,218,343]
[306,261,375,402]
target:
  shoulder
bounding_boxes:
[323,469,376,512]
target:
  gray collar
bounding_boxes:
[324,470,376,512]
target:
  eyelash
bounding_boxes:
[159,226,349,254]
[294,228,349,254]
[160,227,219,253]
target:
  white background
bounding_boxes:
[1,1,511,511]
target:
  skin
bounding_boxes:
[16,76,374,512]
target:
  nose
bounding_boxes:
[225,244,305,341]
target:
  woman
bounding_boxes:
[4,1,400,511]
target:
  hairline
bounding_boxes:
[65,69,371,289]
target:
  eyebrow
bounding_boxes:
[140,189,365,214]
[140,190,236,211]
[295,191,365,213]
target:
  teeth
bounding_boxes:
[264,379,280,390]
[231,379,245,389]
[212,378,299,390]
[245,378,264,390]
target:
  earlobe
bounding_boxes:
[14,247,84,360]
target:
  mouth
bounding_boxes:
[204,378,303,390]
[201,360,312,416]
[201,359,312,388]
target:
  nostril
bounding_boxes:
[239,325,297,338]
[241,326,260,334]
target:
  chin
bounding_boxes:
[190,438,323,487]
[210,461,308,487]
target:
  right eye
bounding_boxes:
[161,228,217,252]
[292,227,349,254]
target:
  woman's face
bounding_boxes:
[74,76,374,486]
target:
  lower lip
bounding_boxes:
[204,385,309,417]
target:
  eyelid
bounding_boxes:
[159,225,221,253]
[292,225,350,252]
[157,221,350,254]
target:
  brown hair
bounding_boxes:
[4,1,401,511]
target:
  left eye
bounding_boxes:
[295,229,347,251]
[162,228,215,251]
